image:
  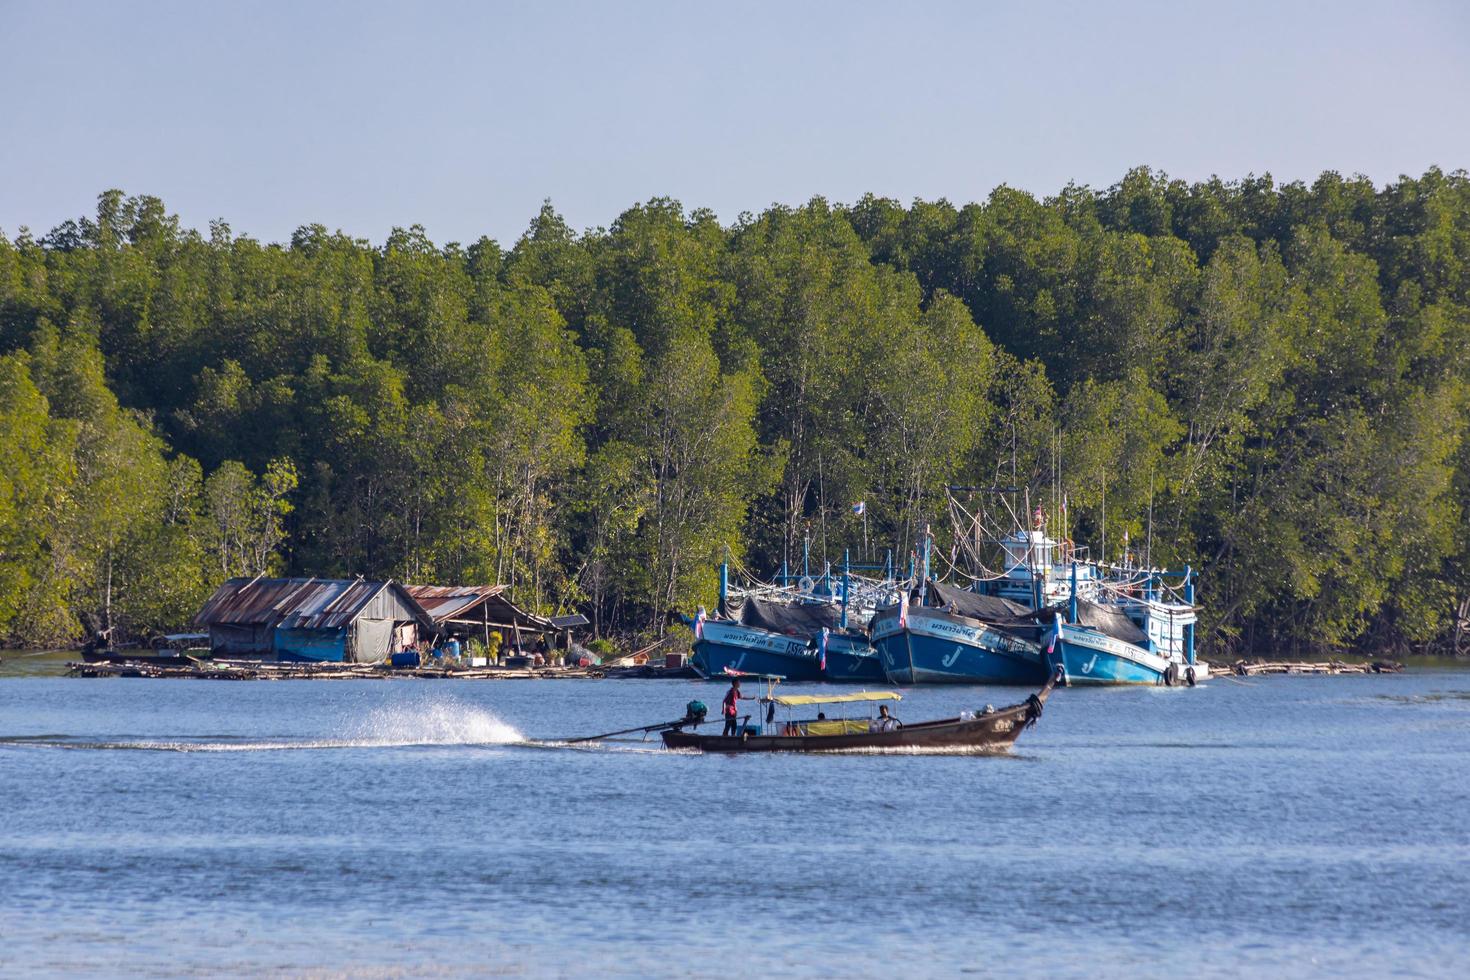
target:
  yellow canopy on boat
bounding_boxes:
[770,690,902,706]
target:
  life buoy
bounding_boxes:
[798,575,816,593]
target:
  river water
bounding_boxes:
[2,653,1468,977]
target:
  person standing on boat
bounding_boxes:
[722,678,754,736]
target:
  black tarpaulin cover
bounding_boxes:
[737,597,844,636]
[925,580,1035,622]
[1073,600,1149,645]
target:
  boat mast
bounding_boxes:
[1023,487,1041,609]
[1069,559,1078,623]
[841,549,850,629]
[920,525,931,604]
[718,559,729,617]
[1184,565,1195,666]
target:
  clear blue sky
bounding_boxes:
[2,0,1467,247]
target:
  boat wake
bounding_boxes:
[521,737,672,754]
[0,698,527,753]
[350,698,525,746]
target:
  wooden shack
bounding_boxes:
[194,577,433,663]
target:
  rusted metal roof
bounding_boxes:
[403,583,555,631]
[194,577,431,630]
[403,584,506,622]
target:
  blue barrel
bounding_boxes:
[390,651,421,668]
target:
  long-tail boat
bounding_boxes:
[659,667,1061,753]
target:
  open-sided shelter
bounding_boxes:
[403,584,559,648]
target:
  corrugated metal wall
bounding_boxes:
[358,588,421,623]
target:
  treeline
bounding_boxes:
[2,168,1469,655]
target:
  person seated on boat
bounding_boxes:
[722,678,754,736]
[870,704,901,733]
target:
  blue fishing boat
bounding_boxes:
[690,608,827,681]
[946,494,1208,687]
[1043,563,1206,686]
[870,522,1050,686]
[872,581,1048,686]
[686,551,891,684]
[816,627,887,683]
[690,596,886,683]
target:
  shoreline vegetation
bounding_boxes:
[3,168,1469,659]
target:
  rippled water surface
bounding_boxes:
[3,654,1468,977]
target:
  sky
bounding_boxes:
[2,0,1468,247]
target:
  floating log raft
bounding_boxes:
[1208,659,1404,676]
